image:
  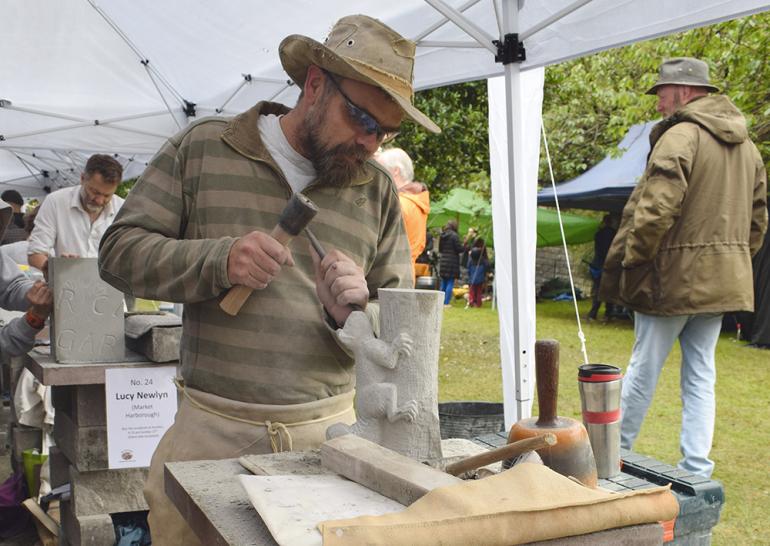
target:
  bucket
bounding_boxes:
[415,276,440,290]
[22,448,48,497]
[438,401,505,439]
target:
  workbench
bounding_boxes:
[23,347,173,546]
[164,453,666,546]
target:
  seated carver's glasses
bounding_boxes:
[322,70,400,143]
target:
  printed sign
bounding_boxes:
[105,366,177,468]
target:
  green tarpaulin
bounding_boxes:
[428,188,599,248]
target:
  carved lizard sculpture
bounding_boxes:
[327,310,418,440]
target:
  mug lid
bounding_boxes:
[578,364,622,381]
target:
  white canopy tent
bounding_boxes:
[2,0,768,425]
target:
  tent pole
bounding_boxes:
[415,0,482,41]
[216,75,252,114]
[423,0,497,54]
[87,0,185,105]
[11,154,46,186]
[499,0,535,425]
[4,122,94,140]
[520,0,594,40]
[417,41,485,49]
[2,104,90,123]
[99,110,175,124]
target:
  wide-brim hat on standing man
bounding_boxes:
[279,14,441,134]
[645,57,720,95]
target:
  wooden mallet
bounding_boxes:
[219,193,319,316]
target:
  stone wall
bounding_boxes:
[534,244,593,299]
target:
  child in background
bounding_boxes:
[466,237,489,308]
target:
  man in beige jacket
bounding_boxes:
[600,57,767,478]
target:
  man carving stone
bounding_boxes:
[99,15,439,546]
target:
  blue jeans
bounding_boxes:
[620,312,723,478]
[440,277,455,305]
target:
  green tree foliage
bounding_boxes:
[116,177,136,198]
[393,80,490,199]
[394,12,769,200]
[541,11,770,183]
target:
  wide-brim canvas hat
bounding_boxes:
[280,15,441,133]
[646,57,720,95]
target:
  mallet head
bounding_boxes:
[278,193,319,236]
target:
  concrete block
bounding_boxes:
[60,499,115,546]
[50,257,125,364]
[52,384,106,427]
[70,465,148,516]
[53,410,108,471]
[48,446,70,489]
[0,404,10,455]
[11,423,42,461]
[124,315,181,363]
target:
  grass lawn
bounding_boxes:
[438,298,770,545]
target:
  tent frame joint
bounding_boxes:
[183,100,197,118]
[493,33,525,64]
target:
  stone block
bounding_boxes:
[50,257,125,364]
[11,423,42,461]
[48,446,70,489]
[60,499,115,546]
[70,465,148,516]
[53,410,108,471]
[124,314,181,363]
[0,404,9,454]
[52,384,106,427]
[23,349,152,387]
[321,434,461,506]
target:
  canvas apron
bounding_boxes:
[144,383,355,546]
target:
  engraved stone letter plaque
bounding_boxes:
[50,257,125,363]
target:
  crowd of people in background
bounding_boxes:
[436,220,491,307]
[375,147,493,308]
[0,154,125,359]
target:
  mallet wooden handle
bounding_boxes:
[219,225,295,316]
[535,339,560,426]
[444,433,557,476]
[219,193,318,316]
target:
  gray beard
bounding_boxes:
[84,203,104,214]
[80,188,105,214]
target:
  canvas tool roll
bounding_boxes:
[319,463,679,546]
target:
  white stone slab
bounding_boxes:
[239,474,404,546]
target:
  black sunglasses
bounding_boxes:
[322,70,400,144]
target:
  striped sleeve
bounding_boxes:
[98,128,235,303]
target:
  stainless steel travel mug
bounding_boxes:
[578,364,622,479]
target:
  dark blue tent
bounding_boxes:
[538,122,656,213]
